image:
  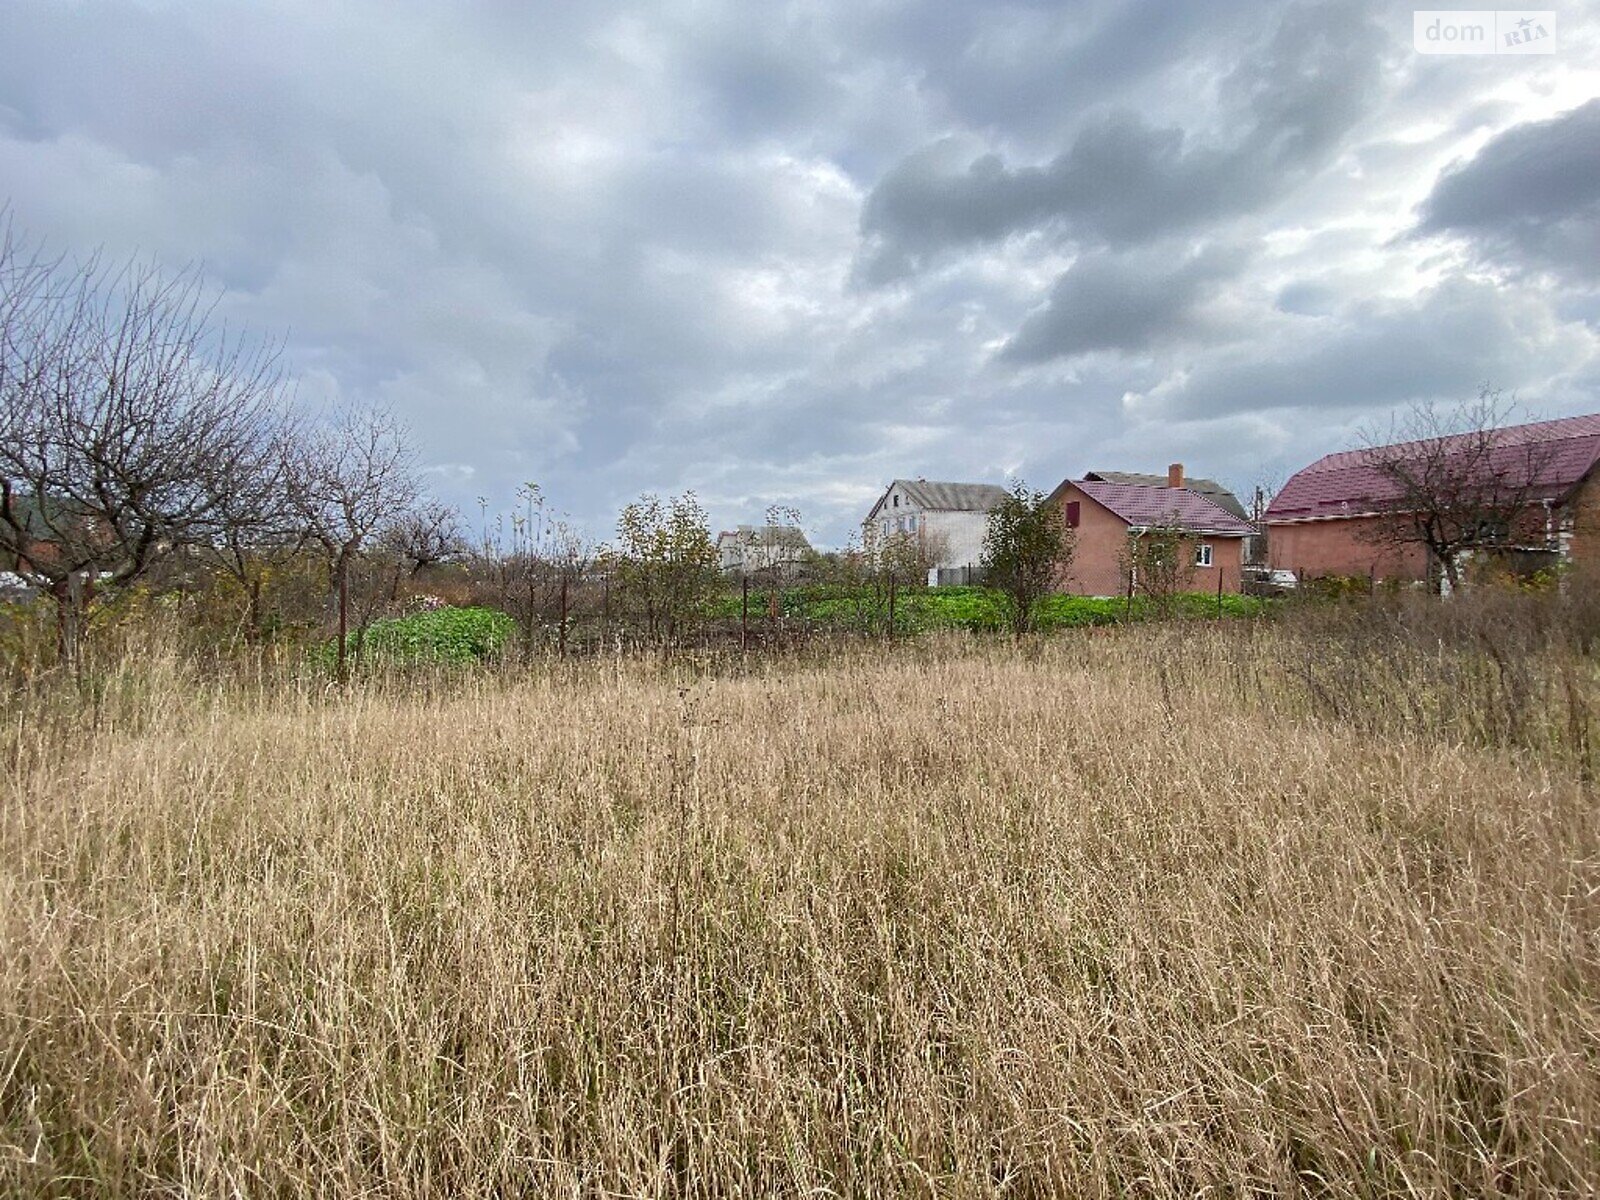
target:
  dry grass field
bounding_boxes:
[2,611,1598,1196]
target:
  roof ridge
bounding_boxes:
[1303,412,1600,473]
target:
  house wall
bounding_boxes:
[1055,485,1131,596]
[1561,474,1600,570]
[866,487,993,571]
[1266,515,1430,582]
[868,486,923,544]
[15,537,67,576]
[717,536,808,575]
[1052,483,1243,596]
[1201,536,1244,595]
[924,509,989,572]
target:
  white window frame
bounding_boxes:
[1195,542,1214,568]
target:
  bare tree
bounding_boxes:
[194,409,308,642]
[1119,518,1197,616]
[757,502,805,618]
[475,485,592,658]
[542,518,593,656]
[1359,389,1556,593]
[0,223,291,663]
[1225,468,1282,568]
[387,499,464,576]
[837,522,945,637]
[296,404,420,678]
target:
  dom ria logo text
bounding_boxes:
[1414,10,1556,54]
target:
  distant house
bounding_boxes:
[0,490,99,579]
[864,479,1009,584]
[716,525,814,577]
[1047,464,1255,596]
[1264,413,1600,585]
[1086,469,1263,564]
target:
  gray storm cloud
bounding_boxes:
[1417,98,1600,286]
[0,0,1595,544]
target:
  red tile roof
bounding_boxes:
[1265,413,1600,523]
[1072,480,1255,535]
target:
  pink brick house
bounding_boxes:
[1046,465,1255,596]
[1264,413,1600,586]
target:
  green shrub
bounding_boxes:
[321,605,515,667]
[706,585,1268,634]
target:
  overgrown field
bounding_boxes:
[2,609,1598,1196]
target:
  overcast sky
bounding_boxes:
[2,1,1597,545]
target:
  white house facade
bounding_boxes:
[716,525,813,576]
[863,479,1009,583]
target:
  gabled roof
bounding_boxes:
[1264,412,1600,523]
[1053,479,1254,536]
[869,479,1008,519]
[717,525,812,550]
[1085,471,1248,520]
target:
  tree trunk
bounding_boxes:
[525,574,536,663]
[559,574,569,658]
[52,577,82,673]
[336,551,350,681]
[245,575,264,644]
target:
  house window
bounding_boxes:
[1195,543,1213,568]
[907,515,917,532]
[1066,501,1080,528]
[881,519,889,537]
[893,495,899,508]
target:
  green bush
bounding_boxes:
[707,584,1268,634]
[321,605,515,667]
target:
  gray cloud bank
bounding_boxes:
[1417,98,1600,286]
[0,0,1596,544]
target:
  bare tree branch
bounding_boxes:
[1,220,294,662]
[1358,389,1557,592]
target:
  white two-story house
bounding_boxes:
[863,479,1009,584]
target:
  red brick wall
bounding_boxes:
[1563,474,1600,568]
[1056,485,1129,596]
[1203,536,1244,595]
[1266,516,1430,582]
[1053,484,1244,596]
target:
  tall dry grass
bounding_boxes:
[1,615,1597,1196]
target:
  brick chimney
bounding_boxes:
[1167,462,1184,489]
